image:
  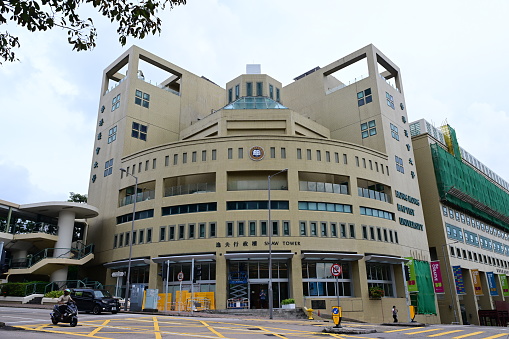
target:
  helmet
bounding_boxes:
[64,289,70,293]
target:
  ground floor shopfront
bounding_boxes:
[103,251,441,324]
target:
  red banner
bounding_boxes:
[430,261,445,294]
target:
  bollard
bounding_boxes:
[306,308,314,320]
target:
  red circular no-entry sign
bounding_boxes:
[331,264,342,277]
[177,271,184,281]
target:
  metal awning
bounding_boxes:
[152,253,216,264]
[301,252,364,261]
[364,255,409,264]
[103,258,151,268]
[224,252,294,260]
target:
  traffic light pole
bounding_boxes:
[164,260,170,313]
[191,257,194,316]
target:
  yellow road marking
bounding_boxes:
[256,325,288,338]
[385,327,426,332]
[405,328,442,334]
[452,332,485,338]
[199,320,226,338]
[14,325,113,339]
[87,319,110,337]
[152,316,161,339]
[428,330,464,337]
[482,334,509,339]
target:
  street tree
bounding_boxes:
[0,0,187,64]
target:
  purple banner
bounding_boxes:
[452,266,466,295]
[430,261,445,294]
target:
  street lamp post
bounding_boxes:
[268,168,288,320]
[442,240,459,324]
[120,168,138,312]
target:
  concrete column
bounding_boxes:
[215,255,227,309]
[290,255,303,307]
[54,210,76,258]
[51,268,69,284]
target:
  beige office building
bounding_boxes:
[412,119,509,325]
[86,45,440,323]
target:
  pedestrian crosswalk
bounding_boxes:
[384,326,509,338]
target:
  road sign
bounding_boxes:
[177,271,184,281]
[331,264,342,276]
[112,271,125,277]
[332,306,342,327]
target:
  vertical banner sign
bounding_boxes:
[430,261,445,294]
[405,257,418,292]
[471,269,483,296]
[499,274,509,297]
[452,266,466,295]
[486,272,498,296]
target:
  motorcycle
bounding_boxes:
[50,300,78,326]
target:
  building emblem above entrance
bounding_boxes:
[249,146,265,161]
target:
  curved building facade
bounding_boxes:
[86,45,439,323]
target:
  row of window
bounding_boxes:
[446,223,509,256]
[227,83,281,103]
[362,224,400,244]
[442,205,509,240]
[449,245,509,269]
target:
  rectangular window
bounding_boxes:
[147,228,152,243]
[111,93,121,111]
[331,223,337,237]
[131,122,147,141]
[335,152,339,163]
[228,148,233,159]
[326,151,330,162]
[210,222,216,237]
[383,229,388,242]
[235,84,240,99]
[281,148,286,159]
[212,149,217,160]
[199,223,205,238]
[246,82,253,96]
[236,148,243,159]
[118,233,123,247]
[320,222,327,237]
[343,154,348,164]
[202,150,207,161]
[370,226,375,240]
[113,234,118,248]
[104,158,114,177]
[297,148,302,159]
[228,88,233,103]
[307,149,312,160]
[269,84,274,99]
[283,221,290,236]
[153,158,156,169]
[256,82,263,96]
[261,221,267,236]
[270,147,276,158]
[132,230,137,245]
[349,224,355,238]
[178,225,185,240]
[389,230,394,242]
[192,151,197,162]
[125,232,130,246]
[316,150,321,161]
[138,162,142,173]
[159,226,166,241]
[300,221,307,236]
[139,229,144,244]
[276,88,280,102]
[135,89,150,108]
[377,227,382,241]
[310,222,317,236]
[238,221,245,236]
[272,221,279,236]
[340,223,347,238]
[362,226,368,240]
[188,224,195,239]
[183,153,187,164]
[395,231,399,243]
[169,226,175,240]
[249,221,256,236]
[108,126,117,143]
[227,222,234,236]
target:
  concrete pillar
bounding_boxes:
[290,255,303,307]
[54,210,76,258]
[51,268,69,284]
[215,255,227,309]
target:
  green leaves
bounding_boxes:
[0,0,187,64]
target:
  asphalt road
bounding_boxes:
[1,306,509,338]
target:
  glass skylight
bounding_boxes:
[222,96,288,110]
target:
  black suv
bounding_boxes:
[71,289,120,314]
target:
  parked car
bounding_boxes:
[71,288,120,315]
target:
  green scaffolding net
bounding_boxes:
[414,260,437,315]
[431,143,509,231]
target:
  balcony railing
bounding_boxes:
[8,244,94,269]
[119,190,155,207]
[358,187,391,203]
[164,183,215,197]
[299,181,349,195]
[0,220,58,235]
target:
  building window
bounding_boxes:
[135,89,150,108]
[249,221,257,236]
[182,153,187,164]
[361,120,377,138]
[153,158,156,169]
[173,154,178,165]
[97,132,102,140]
[246,82,253,96]
[276,88,280,102]
[366,262,394,297]
[331,223,337,237]
[349,224,355,238]
[283,221,290,236]
[357,88,372,106]
[228,88,233,103]
[390,123,399,141]
[132,122,147,141]
[104,158,113,177]
[111,93,121,111]
[302,261,352,297]
[202,150,207,161]
[307,149,312,160]
[116,209,154,224]
[395,156,404,173]
[227,222,234,237]
[370,226,375,240]
[256,82,263,96]
[310,222,317,236]
[139,229,144,244]
[316,150,321,161]
[269,84,274,99]
[270,147,276,158]
[386,92,395,109]
[297,148,302,159]
[227,201,289,210]
[300,221,307,236]
[192,151,197,162]
[360,206,394,220]
[261,221,267,236]
[199,223,206,238]
[113,234,118,248]
[271,221,279,236]
[362,226,368,240]
[125,232,130,246]
[169,226,175,240]
[178,225,185,240]
[238,221,245,236]
[235,84,240,99]
[281,148,286,159]
[159,226,166,241]
[325,151,330,162]
[161,202,218,216]
[298,201,352,213]
[118,233,123,247]
[210,222,216,237]
[212,149,217,160]
[144,161,148,171]
[335,152,339,163]
[147,228,152,243]
[320,222,328,237]
[340,223,347,238]
[228,148,233,159]
[189,224,195,239]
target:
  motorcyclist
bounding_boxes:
[55,289,74,318]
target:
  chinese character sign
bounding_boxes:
[471,269,483,296]
[487,272,498,296]
[430,261,444,294]
[452,266,466,295]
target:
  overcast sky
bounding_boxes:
[1,0,508,204]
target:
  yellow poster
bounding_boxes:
[471,269,483,296]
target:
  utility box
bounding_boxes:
[129,283,145,312]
